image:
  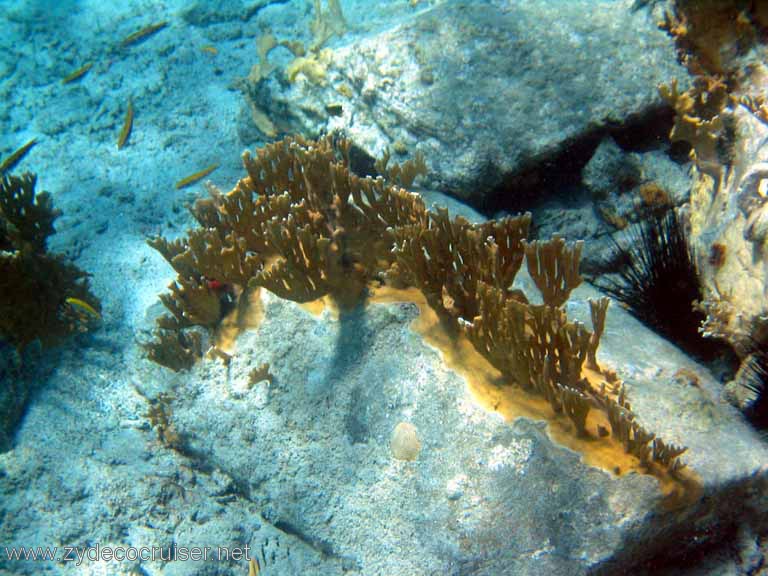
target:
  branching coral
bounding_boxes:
[588,297,610,371]
[143,329,202,373]
[147,136,428,365]
[147,135,688,476]
[595,387,688,473]
[461,279,596,439]
[659,79,729,182]
[375,148,428,189]
[393,209,531,321]
[0,173,59,254]
[0,172,100,350]
[524,235,583,308]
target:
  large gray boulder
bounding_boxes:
[253,0,688,200]
[134,216,768,575]
[167,281,768,575]
[2,241,767,575]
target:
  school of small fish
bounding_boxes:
[0,19,221,190]
[0,19,227,327]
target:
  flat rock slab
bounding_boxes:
[2,273,766,575]
[264,0,688,199]
[171,281,768,576]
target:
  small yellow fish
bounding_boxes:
[62,62,93,84]
[201,45,218,56]
[0,139,37,174]
[65,297,101,319]
[248,558,259,576]
[121,21,168,47]
[175,163,219,189]
[117,101,133,150]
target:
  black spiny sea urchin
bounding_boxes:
[595,210,723,361]
[738,323,768,434]
[742,350,768,433]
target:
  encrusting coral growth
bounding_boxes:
[0,172,100,350]
[660,0,767,78]
[147,135,689,480]
[233,0,349,139]
[658,1,768,428]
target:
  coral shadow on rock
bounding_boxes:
[327,305,371,386]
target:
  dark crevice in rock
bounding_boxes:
[589,479,768,576]
[470,105,678,219]
[610,106,678,153]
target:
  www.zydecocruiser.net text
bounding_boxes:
[5,544,252,566]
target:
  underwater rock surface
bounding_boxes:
[531,134,694,276]
[1,1,767,575]
[265,0,689,199]
[197,286,765,576]
[6,254,766,575]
